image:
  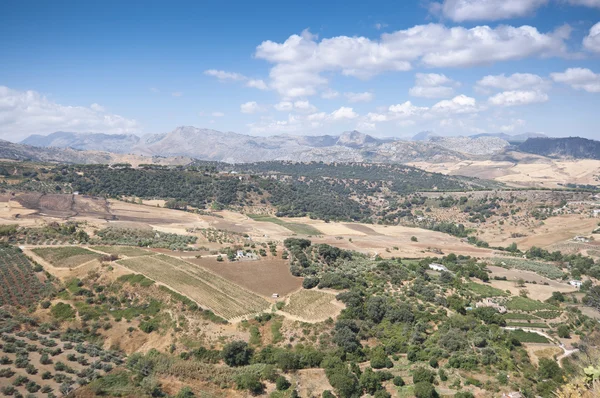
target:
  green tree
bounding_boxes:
[221,341,252,367]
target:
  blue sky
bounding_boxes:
[0,0,599,141]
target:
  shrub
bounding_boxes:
[302,277,319,289]
[221,341,252,367]
[557,325,570,338]
[413,367,435,384]
[393,376,405,386]
[414,382,438,398]
[50,303,76,320]
[276,376,291,391]
[234,372,264,395]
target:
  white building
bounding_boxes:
[428,263,448,272]
[569,280,583,289]
[593,209,600,218]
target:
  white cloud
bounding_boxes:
[0,86,139,139]
[566,0,600,8]
[344,92,374,102]
[240,101,263,114]
[171,92,183,97]
[321,89,339,99]
[246,79,269,90]
[274,100,317,113]
[551,68,600,93]
[331,107,358,120]
[431,94,480,114]
[583,22,600,53]
[488,90,549,106]
[431,0,548,22]
[409,73,458,98]
[204,69,246,81]
[476,72,549,91]
[211,112,225,117]
[255,25,569,97]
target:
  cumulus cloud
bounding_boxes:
[204,69,246,81]
[488,90,549,106]
[431,94,480,114]
[246,79,269,90]
[254,25,569,97]
[344,92,374,102]
[583,22,600,53]
[331,107,358,120]
[240,101,263,114]
[476,72,549,91]
[0,86,139,140]
[409,73,459,98]
[551,68,600,92]
[430,0,549,22]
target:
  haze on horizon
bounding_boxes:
[1,0,599,141]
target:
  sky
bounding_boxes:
[0,0,599,141]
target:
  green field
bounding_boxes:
[32,246,102,268]
[506,321,549,329]
[503,313,539,320]
[493,257,564,279]
[506,297,559,312]
[92,245,154,257]
[247,214,322,235]
[534,310,563,319]
[510,330,549,343]
[465,282,509,297]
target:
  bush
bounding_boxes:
[557,325,570,338]
[50,303,76,320]
[276,376,291,391]
[302,277,319,289]
[221,341,253,367]
[235,372,264,395]
[393,376,405,386]
[454,393,475,398]
[414,382,438,398]
[413,367,435,384]
[175,386,195,398]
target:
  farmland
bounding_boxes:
[0,245,50,307]
[509,330,550,344]
[31,247,102,268]
[506,297,560,312]
[492,257,565,280]
[465,281,509,297]
[117,255,270,320]
[247,214,323,236]
[280,290,342,322]
[187,256,302,297]
[91,246,153,257]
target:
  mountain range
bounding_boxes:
[10,127,599,164]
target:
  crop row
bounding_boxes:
[0,246,47,307]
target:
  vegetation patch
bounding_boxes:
[465,281,509,297]
[506,321,549,329]
[32,246,101,268]
[91,245,153,257]
[506,297,559,312]
[0,244,50,307]
[510,330,550,343]
[90,227,197,251]
[493,257,564,279]
[248,214,322,235]
[281,290,340,321]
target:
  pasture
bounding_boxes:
[280,290,343,322]
[117,255,270,320]
[31,247,102,268]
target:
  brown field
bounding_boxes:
[31,246,103,268]
[486,268,577,302]
[117,254,270,320]
[91,245,154,257]
[186,256,302,297]
[280,289,344,322]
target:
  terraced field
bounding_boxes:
[281,290,342,322]
[31,247,102,268]
[117,255,270,320]
[0,245,49,307]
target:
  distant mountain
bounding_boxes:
[19,126,519,164]
[412,131,439,141]
[518,137,600,159]
[0,139,192,166]
[471,132,547,143]
[21,131,141,153]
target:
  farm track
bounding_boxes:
[117,254,270,320]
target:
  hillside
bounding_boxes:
[518,137,600,159]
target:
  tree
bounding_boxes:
[234,372,264,395]
[583,286,600,311]
[538,358,562,382]
[411,236,418,242]
[221,341,253,367]
[360,367,382,395]
[413,367,435,384]
[557,325,570,338]
[414,382,438,398]
[454,392,474,398]
[175,387,195,398]
[393,376,405,386]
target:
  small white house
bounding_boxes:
[271,293,279,298]
[593,209,600,218]
[573,236,590,243]
[428,263,448,272]
[569,280,583,289]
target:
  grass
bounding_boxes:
[281,290,340,321]
[50,302,76,320]
[503,313,540,320]
[510,330,549,343]
[465,281,509,297]
[506,297,559,312]
[118,273,155,287]
[32,246,101,268]
[506,321,549,329]
[534,310,563,319]
[271,319,283,344]
[247,214,322,235]
[92,246,153,257]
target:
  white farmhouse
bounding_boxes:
[428,263,448,272]
[569,280,583,289]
